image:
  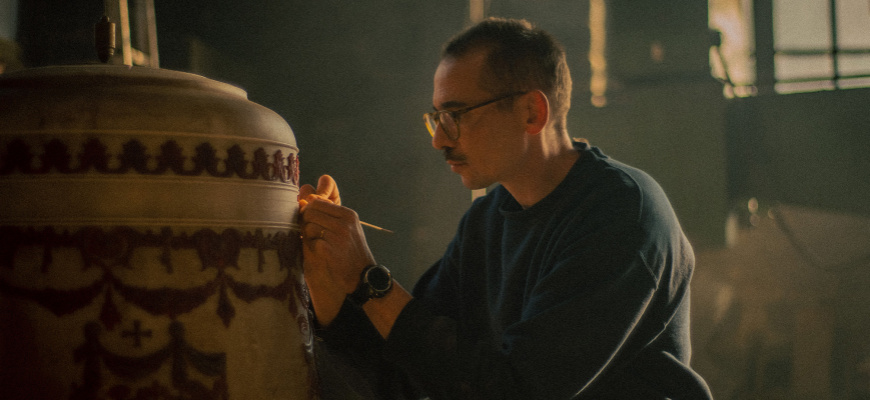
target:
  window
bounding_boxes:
[710,0,870,95]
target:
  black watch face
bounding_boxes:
[367,266,391,291]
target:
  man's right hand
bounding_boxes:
[299,174,341,209]
[298,175,375,327]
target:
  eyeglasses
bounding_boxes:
[423,91,527,141]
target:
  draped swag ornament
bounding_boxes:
[0,226,304,329]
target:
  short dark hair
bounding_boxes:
[442,17,572,129]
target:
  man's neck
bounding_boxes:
[502,133,579,209]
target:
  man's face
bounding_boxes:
[431,51,527,190]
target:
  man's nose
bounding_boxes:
[431,123,454,150]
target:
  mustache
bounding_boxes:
[443,148,466,163]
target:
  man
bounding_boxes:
[299,17,712,399]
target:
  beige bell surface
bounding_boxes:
[0,65,317,399]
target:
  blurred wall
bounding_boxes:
[0,0,18,39]
[727,89,870,218]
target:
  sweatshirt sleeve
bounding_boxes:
[313,300,420,399]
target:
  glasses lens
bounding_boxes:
[438,113,458,140]
[424,113,438,137]
[424,112,458,140]
[423,112,457,140]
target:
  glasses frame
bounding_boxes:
[424,91,527,141]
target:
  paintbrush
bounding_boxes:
[359,221,394,234]
[299,196,394,234]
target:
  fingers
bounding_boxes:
[299,193,334,214]
[299,194,360,244]
[298,185,347,245]
[301,223,328,241]
[301,201,361,235]
[298,174,340,213]
[298,183,316,199]
[316,174,341,205]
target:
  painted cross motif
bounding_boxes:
[71,321,229,399]
[122,320,152,347]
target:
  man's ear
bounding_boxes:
[524,90,550,135]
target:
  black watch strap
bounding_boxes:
[348,264,392,306]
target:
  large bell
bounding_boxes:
[0,65,317,399]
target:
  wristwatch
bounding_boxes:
[348,264,393,306]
